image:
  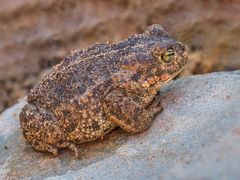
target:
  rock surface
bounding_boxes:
[1,71,240,179]
[1,0,240,113]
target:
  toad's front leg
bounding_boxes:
[103,90,162,134]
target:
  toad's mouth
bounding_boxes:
[148,64,186,91]
[159,66,185,84]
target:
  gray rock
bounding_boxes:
[1,71,240,180]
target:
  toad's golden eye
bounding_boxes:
[161,47,175,63]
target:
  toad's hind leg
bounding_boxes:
[103,90,162,134]
[57,142,79,158]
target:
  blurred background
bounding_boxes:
[0,0,239,113]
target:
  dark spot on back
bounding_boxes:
[65,123,77,133]
[62,110,70,118]
[91,121,100,130]
[131,73,141,81]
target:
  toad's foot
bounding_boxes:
[57,142,79,158]
[34,143,59,156]
[148,93,162,109]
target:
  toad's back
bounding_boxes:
[28,35,156,112]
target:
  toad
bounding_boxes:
[20,24,188,157]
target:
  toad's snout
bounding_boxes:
[175,42,188,59]
[174,42,188,67]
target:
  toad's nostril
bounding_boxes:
[175,42,186,55]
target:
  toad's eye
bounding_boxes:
[161,47,175,63]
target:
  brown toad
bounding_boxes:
[19,25,188,157]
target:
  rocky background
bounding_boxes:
[0,0,240,113]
